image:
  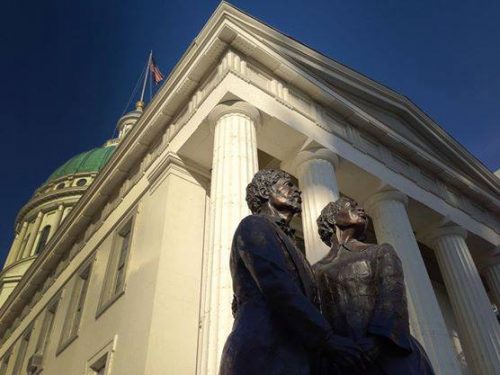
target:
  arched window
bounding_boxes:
[35,226,51,255]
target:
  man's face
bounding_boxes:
[268,177,302,214]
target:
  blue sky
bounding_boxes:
[0,0,498,265]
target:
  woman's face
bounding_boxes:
[333,199,367,230]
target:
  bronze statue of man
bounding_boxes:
[314,197,435,374]
[219,169,365,375]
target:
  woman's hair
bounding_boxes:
[246,169,292,213]
[316,197,355,246]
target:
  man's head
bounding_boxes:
[317,197,368,246]
[246,169,302,214]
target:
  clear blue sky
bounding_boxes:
[0,0,499,265]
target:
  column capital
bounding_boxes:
[290,147,339,175]
[364,188,408,214]
[422,224,468,247]
[478,248,500,272]
[208,100,261,130]
[480,258,500,272]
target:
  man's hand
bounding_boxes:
[324,334,368,373]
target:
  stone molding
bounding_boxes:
[0,257,37,280]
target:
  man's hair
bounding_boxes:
[316,197,354,246]
[246,169,292,213]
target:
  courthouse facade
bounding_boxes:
[0,3,499,375]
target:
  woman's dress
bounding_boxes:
[314,243,435,375]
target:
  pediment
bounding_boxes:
[332,87,451,161]
[207,3,498,199]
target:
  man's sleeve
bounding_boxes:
[235,215,334,351]
[367,243,412,353]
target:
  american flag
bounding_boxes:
[149,56,164,84]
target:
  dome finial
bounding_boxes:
[135,100,145,112]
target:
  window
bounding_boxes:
[12,328,32,375]
[89,354,107,375]
[35,296,59,358]
[114,224,131,295]
[35,225,51,255]
[85,337,116,375]
[97,217,134,315]
[56,182,65,190]
[58,263,92,352]
[76,178,87,187]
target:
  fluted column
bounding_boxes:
[4,222,27,267]
[51,204,65,237]
[23,212,43,258]
[292,147,339,263]
[202,101,260,374]
[426,225,500,375]
[365,189,461,375]
[484,262,500,307]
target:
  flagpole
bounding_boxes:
[139,51,153,104]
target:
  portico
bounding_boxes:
[168,32,500,373]
[180,86,499,375]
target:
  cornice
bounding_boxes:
[0,257,37,280]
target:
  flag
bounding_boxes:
[149,56,164,84]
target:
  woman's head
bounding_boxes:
[317,197,368,246]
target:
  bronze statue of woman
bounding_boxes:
[314,197,435,374]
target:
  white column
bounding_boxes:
[202,101,260,375]
[23,212,43,258]
[291,147,339,264]
[51,204,65,237]
[15,222,30,261]
[484,262,500,307]
[365,189,461,375]
[426,225,500,375]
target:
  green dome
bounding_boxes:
[46,145,116,184]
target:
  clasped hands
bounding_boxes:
[323,333,386,373]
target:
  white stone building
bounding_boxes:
[0,3,498,375]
